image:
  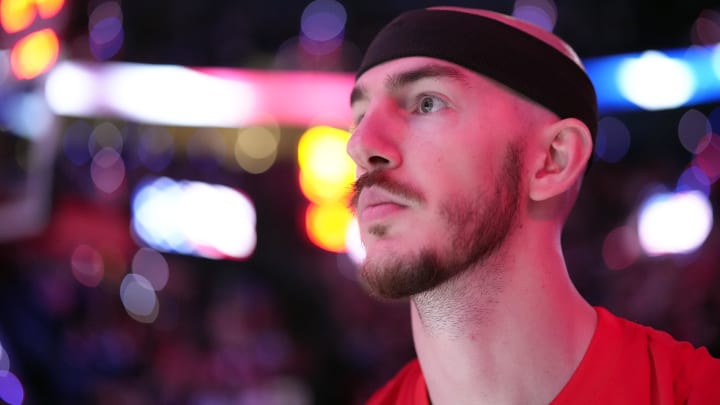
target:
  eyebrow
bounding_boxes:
[349,64,469,107]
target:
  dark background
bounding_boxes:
[1,0,720,404]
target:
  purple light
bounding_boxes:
[300,0,346,56]
[677,165,712,196]
[693,134,720,182]
[90,19,124,60]
[512,0,557,32]
[0,372,24,405]
[301,0,347,42]
[89,1,124,61]
[90,148,126,194]
[678,109,712,154]
[595,116,631,163]
[63,120,93,165]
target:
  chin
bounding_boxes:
[357,243,453,300]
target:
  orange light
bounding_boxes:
[297,125,355,204]
[35,0,63,18]
[305,202,353,253]
[299,169,352,205]
[1,0,36,33]
[10,28,59,79]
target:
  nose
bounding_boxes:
[346,102,402,175]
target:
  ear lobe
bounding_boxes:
[528,118,593,202]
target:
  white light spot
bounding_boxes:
[131,177,257,260]
[618,50,696,110]
[345,218,365,265]
[637,190,713,256]
[45,62,98,116]
[104,65,256,127]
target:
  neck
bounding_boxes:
[410,235,597,405]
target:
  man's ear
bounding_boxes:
[528,118,593,202]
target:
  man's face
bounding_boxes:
[347,57,527,299]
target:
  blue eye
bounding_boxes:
[417,95,447,114]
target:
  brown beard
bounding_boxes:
[353,142,523,300]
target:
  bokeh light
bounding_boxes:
[602,225,641,270]
[301,0,346,41]
[305,202,354,253]
[138,126,174,172]
[183,182,256,259]
[88,1,124,60]
[0,371,24,405]
[63,120,93,165]
[45,62,98,116]
[676,165,712,196]
[595,116,631,163]
[300,0,346,56]
[692,134,720,182]
[104,64,256,127]
[10,29,59,80]
[132,177,257,260]
[1,0,35,33]
[711,107,720,133]
[70,244,105,287]
[617,50,696,110]
[89,121,123,155]
[131,248,169,291]
[0,50,9,85]
[90,147,126,194]
[345,218,365,265]
[692,9,720,45]
[512,0,557,32]
[234,125,280,174]
[713,44,720,79]
[186,128,226,173]
[120,273,159,323]
[678,109,712,154]
[637,190,713,256]
[1,90,54,139]
[36,0,64,18]
[0,340,10,373]
[297,125,354,204]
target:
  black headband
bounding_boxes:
[356,9,598,139]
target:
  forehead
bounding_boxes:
[351,56,522,107]
[355,56,472,87]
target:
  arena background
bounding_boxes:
[1,0,720,404]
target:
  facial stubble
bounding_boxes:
[357,143,523,300]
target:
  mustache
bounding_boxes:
[349,171,424,212]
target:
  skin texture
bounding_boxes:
[349,57,539,301]
[347,9,597,403]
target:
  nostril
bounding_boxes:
[368,155,391,166]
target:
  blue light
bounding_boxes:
[585,44,720,113]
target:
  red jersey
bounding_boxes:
[366,307,720,404]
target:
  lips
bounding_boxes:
[356,186,411,223]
